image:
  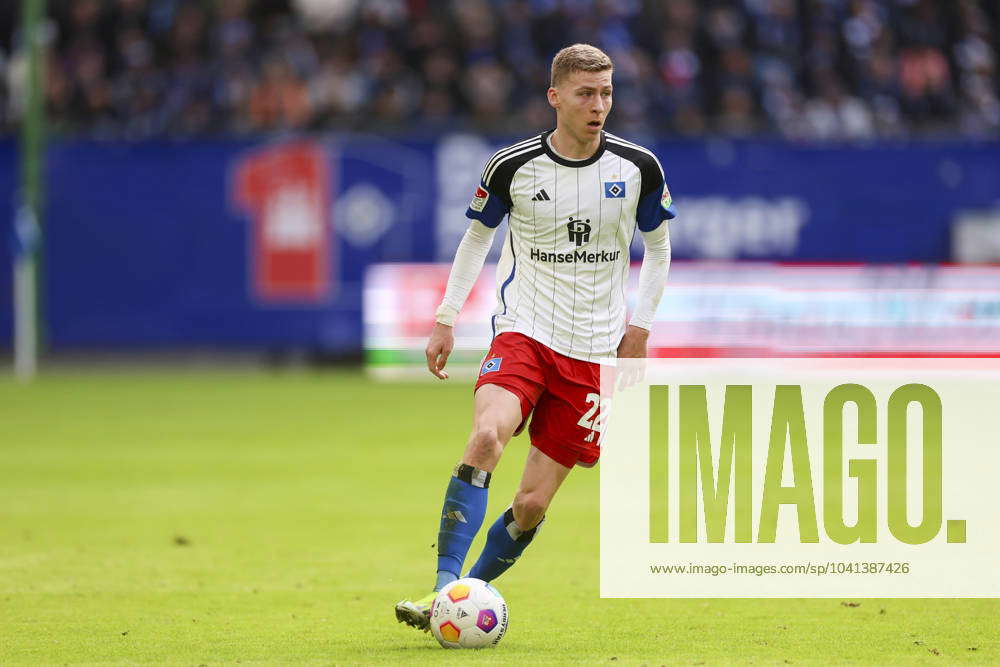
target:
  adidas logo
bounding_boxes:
[443,510,467,523]
[531,189,551,201]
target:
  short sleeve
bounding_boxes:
[630,150,676,232]
[465,180,510,228]
[636,175,676,232]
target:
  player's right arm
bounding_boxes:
[427,174,511,379]
[426,220,497,379]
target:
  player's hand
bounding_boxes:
[616,325,649,390]
[425,322,455,380]
[617,325,648,358]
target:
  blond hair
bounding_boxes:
[550,44,614,87]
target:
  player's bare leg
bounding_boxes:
[512,445,572,529]
[467,445,571,581]
[461,384,523,471]
[395,385,522,631]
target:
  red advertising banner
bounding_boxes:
[364,262,1000,377]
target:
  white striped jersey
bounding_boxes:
[465,129,676,362]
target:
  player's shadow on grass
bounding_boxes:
[387,642,523,653]
[386,643,446,652]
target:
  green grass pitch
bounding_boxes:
[1,369,997,664]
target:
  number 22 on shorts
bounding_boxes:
[577,392,611,443]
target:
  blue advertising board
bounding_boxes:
[657,141,1000,263]
[1,135,998,351]
[2,136,436,351]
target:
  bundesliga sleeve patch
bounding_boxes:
[661,185,673,211]
[604,181,626,198]
[470,185,490,212]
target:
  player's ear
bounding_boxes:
[547,87,559,110]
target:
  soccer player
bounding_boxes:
[395,43,675,630]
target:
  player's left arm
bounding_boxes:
[618,155,676,358]
[619,222,671,357]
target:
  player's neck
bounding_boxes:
[549,127,601,160]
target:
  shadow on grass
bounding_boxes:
[385,643,527,655]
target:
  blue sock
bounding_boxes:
[468,507,544,583]
[435,463,491,591]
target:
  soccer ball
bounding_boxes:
[429,578,508,649]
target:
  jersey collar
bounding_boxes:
[541,129,606,168]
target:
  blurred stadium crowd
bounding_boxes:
[0,0,997,139]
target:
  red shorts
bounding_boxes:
[475,332,604,468]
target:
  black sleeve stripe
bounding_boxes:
[604,133,664,176]
[484,140,543,186]
[480,136,544,183]
[487,145,547,211]
[605,135,664,180]
[604,137,665,199]
[481,138,538,181]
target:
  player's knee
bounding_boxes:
[468,426,502,463]
[512,491,547,530]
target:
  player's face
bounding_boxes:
[548,69,613,141]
